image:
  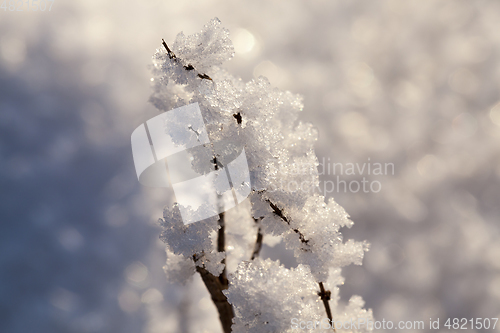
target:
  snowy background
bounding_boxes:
[1,0,500,332]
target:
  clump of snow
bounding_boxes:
[194,251,226,276]
[159,205,219,257]
[172,18,235,74]
[224,259,323,333]
[163,248,195,285]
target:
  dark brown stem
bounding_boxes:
[251,218,263,260]
[188,152,232,331]
[195,155,232,331]
[198,73,213,81]
[211,156,228,286]
[192,211,233,332]
[266,200,311,251]
[217,213,225,253]
[218,211,228,286]
[195,264,234,333]
[162,39,176,59]
[318,282,336,332]
[161,39,212,80]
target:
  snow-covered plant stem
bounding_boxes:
[194,212,233,333]
[152,19,373,333]
[318,282,334,329]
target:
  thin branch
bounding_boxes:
[251,218,263,260]
[266,200,311,250]
[211,156,229,286]
[161,39,212,80]
[195,263,234,333]
[197,73,213,80]
[190,217,232,329]
[193,211,232,331]
[162,39,176,59]
[264,198,334,330]
[217,211,228,287]
[187,154,233,332]
[191,154,232,331]
[318,282,336,332]
[217,212,225,253]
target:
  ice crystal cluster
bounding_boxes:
[152,18,372,332]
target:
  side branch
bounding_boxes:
[192,210,232,332]
[218,211,228,286]
[212,156,228,286]
[266,200,311,250]
[318,282,336,332]
[192,153,232,332]
[161,39,212,80]
[251,218,263,260]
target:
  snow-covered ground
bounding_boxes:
[1,1,499,332]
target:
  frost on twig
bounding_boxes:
[250,218,263,260]
[318,282,335,332]
[195,265,233,332]
[162,38,213,81]
[153,18,372,332]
